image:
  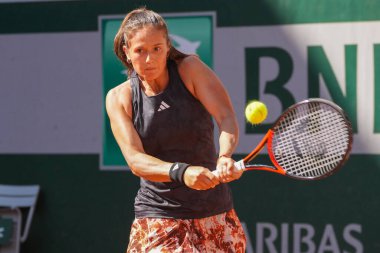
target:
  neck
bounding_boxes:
[139,68,169,96]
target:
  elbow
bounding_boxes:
[127,160,141,177]
[121,149,143,177]
[129,167,141,177]
[126,157,144,178]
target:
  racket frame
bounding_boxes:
[237,98,353,180]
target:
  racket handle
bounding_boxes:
[212,159,245,177]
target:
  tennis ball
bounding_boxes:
[245,101,268,124]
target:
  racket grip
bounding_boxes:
[212,159,245,177]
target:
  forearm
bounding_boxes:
[216,116,243,183]
[106,86,176,183]
[126,151,220,190]
[126,151,172,182]
[218,115,239,158]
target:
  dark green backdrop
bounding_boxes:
[1,0,380,252]
[1,155,379,252]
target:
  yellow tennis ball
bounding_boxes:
[245,101,268,124]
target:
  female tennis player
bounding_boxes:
[106,7,246,252]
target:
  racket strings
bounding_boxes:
[272,102,351,178]
[293,109,348,176]
[289,108,349,177]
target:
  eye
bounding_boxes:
[135,48,144,53]
[154,47,161,52]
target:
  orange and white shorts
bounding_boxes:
[126,209,246,253]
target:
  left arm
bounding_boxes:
[178,56,243,182]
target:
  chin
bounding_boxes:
[144,70,163,80]
[142,73,159,81]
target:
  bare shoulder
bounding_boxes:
[105,80,132,117]
[106,80,131,105]
[177,55,209,74]
[177,55,213,97]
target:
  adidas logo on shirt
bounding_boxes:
[172,163,179,171]
[157,101,170,112]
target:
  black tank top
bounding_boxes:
[131,60,233,219]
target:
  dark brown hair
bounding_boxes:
[114,7,189,76]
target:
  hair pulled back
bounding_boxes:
[114,7,189,76]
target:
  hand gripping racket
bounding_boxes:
[216,98,353,180]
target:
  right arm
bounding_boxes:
[105,82,219,190]
[105,83,171,182]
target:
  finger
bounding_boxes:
[213,165,234,183]
[219,164,228,179]
[204,176,219,189]
[226,161,236,176]
[208,170,221,184]
[213,166,225,181]
[194,176,218,190]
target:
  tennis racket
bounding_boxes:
[214,98,353,180]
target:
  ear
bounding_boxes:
[166,44,171,57]
[167,40,172,53]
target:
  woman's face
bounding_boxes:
[125,25,170,82]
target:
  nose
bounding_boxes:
[146,53,153,63]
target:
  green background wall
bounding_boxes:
[1,155,379,252]
[1,0,380,252]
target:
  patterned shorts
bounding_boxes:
[126,209,246,253]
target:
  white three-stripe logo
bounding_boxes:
[158,101,170,111]
[172,164,179,171]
